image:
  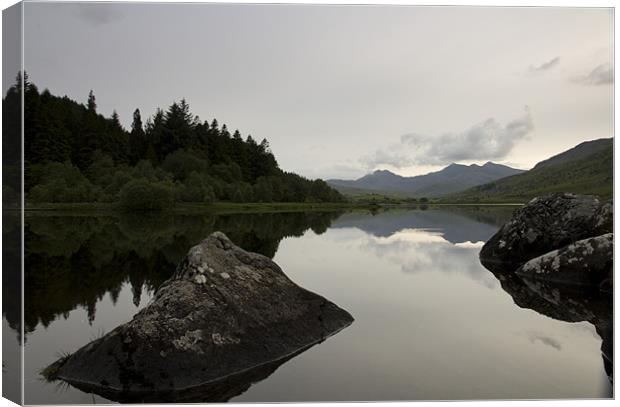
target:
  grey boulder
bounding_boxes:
[480,193,612,268]
[43,232,353,401]
[515,233,613,288]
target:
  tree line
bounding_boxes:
[3,73,346,209]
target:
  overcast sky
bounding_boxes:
[16,2,614,179]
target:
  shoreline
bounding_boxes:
[6,201,526,216]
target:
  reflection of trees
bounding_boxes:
[17,211,343,337]
[2,212,22,344]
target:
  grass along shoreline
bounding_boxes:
[21,201,373,214]
[17,200,526,216]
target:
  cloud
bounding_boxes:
[526,332,562,351]
[359,231,499,289]
[528,57,560,74]
[75,4,123,26]
[304,163,365,180]
[572,63,614,86]
[361,109,533,169]
[360,149,415,170]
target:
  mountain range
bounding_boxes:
[447,138,613,202]
[328,161,524,197]
[328,137,613,201]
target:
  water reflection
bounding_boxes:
[16,211,342,336]
[484,265,613,384]
[7,206,613,403]
[2,211,23,404]
[331,206,515,243]
[47,338,325,403]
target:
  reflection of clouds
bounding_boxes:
[359,228,498,289]
[523,331,563,351]
[329,209,504,244]
[372,228,445,244]
[454,241,485,248]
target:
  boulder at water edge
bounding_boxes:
[43,232,353,401]
[480,193,612,268]
[515,233,613,288]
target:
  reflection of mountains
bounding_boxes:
[6,211,342,338]
[331,206,515,244]
[486,265,613,385]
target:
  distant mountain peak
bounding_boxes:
[373,169,395,175]
[326,160,524,197]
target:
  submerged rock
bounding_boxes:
[480,193,612,268]
[515,234,613,288]
[43,232,353,401]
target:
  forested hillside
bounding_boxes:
[3,73,345,209]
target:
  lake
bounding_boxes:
[3,206,613,403]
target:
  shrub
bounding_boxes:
[161,150,208,181]
[210,163,242,184]
[131,160,172,182]
[175,172,216,203]
[225,182,253,202]
[28,161,100,203]
[86,151,116,187]
[119,179,174,211]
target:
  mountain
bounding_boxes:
[533,138,612,170]
[330,208,509,244]
[328,162,525,197]
[447,138,613,203]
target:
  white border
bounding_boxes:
[0,1,617,407]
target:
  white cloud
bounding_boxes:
[359,149,415,171]
[361,109,534,169]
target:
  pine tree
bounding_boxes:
[221,124,230,138]
[87,90,96,112]
[129,108,146,164]
[111,110,122,129]
[14,75,346,204]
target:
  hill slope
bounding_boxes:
[533,138,612,170]
[328,162,524,197]
[446,139,613,203]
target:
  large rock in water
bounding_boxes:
[43,232,353,402]
[480,193,613,384]
[515,234,613,288]
[480,193,612,268]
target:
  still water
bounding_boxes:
[3,207,613,403]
